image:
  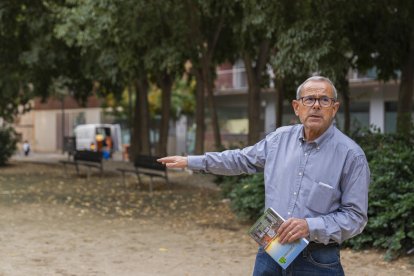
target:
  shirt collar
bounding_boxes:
[298,124,335,148]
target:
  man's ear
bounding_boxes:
[332,101,340,116]
[292,100,299,116]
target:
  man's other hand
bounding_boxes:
[157,156,188,169]
[277,218,310,244]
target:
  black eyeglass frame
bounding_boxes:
[298,96,337,107]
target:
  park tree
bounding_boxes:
[0,0,89,123]
[55,0,190,156]
[360,1,414,135]
[0,0,92,164]
[272,0,384,132]
[143,1,188,156]
[54,0,151,156]
[311,0,414,134]
[233,0,300,143]
[233,0,274,145]
[0,1,32,122]
[182,0,238,153]
[277,0,414,135]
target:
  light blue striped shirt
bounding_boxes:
[188,124,370,244]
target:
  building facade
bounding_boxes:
[208,62,406,150]
[15,96,103,152]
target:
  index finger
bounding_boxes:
[277,218,292,233]
[157,156,177,163]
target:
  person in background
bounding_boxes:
[23,140,30,156]
[158,76,370,275]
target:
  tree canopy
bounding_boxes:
[0,0,412,149]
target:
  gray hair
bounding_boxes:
[296,76,338,99]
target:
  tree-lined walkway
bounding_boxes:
[0,163,412,275]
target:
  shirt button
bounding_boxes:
[294,192,297,195]
[304,153,308,156]
[317,147,320,150]
[298,172,303,176]
[288,212,291,215]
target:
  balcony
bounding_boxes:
[215,67,248,93]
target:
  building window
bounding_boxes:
[232,59,247,89]
[336,102,370,131]
[385,102,397,133]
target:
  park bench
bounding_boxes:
[117,155,169,192]
[60,150,103,179]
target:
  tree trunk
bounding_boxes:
[156,72,173,156]
[244,53,262,145]
[243,40,270,145]
[128,83,134,133]
[275,75,285,128]
[338,74,350,134]
[184,0,225,152]
[130,85,140,158]
[131,77,151,156]
[193,68,205,154]
[204,60,222,150]
[397,30,414,135]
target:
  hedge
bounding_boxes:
[0,126,18,166]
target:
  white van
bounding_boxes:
[74,124,122,153]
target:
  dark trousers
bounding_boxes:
[253,243,345,276]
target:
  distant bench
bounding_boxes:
[117,155,169,192]
[60,150,103,179]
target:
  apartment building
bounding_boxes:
[208,62,402,149]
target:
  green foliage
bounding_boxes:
[0,2,36,121]
[347,130,414,260]
[219,173,264,221]
[148,76,196,119]
[0,127,18,166]
[171,77,196,117]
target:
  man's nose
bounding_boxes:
[312,99,322,109]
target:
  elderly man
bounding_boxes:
[158,76,370,275]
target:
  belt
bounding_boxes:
[307,241,340,251]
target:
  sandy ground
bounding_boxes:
[0,162,413,276]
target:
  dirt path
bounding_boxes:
[0,163,413,276]
[0,203,257,276]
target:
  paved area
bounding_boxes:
[10,151,216,190]
[13,151,136,172]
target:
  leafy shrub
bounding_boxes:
[215,174,246,198]
[0,127,18,166]
[347,130,414,259]
[217,173,264,221]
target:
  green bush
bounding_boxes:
[347,130,414,260]
[217,173,264,220]
[0,127,18,166]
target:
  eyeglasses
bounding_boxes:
[298,96,336,107]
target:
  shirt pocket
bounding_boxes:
[306,181,335,214]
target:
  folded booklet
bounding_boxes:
[248,207,309,269]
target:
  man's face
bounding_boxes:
[292,80,340,139]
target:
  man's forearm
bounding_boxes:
[306,209,367,244]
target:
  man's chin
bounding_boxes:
[304,121,325,131]
[305,118,323,126]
